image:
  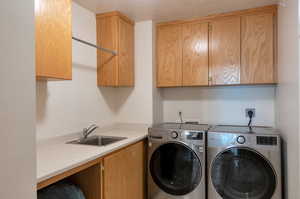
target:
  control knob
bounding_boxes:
[237,136,246,144]
[171,131,179,139]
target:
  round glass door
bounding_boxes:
[211,147,276,199]
[150,142,202,195]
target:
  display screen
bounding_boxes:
[186,132,203,140]
[257,136,277,145]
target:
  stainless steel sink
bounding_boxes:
[67,135,127,146]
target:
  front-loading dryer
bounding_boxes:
[207,125,282,199]
[148,123,209,199]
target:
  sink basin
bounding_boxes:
[67,135,127,146]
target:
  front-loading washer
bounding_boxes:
[207,125,282,199]
[148,123,209,199]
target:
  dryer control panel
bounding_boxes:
[207,132,280,150]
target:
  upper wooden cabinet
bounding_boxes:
[157,24,183,87]
[156,5,277,87]
[241,13,275,84]
[35,0,72,80]
[183,22,209,86]
[209,17,241,85]
[96,12,134,87]
[157,22,209,87]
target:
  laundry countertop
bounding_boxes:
[36,124,149,183]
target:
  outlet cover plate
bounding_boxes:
[245,108,256,118]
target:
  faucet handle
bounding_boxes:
[82,124,99,139]
[82,128,88,138]
[83,127,88,133]
[86,124,98,131]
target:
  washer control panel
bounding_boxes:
[169,131,203,141]
[149,127,206,146]
[185,131,203,140]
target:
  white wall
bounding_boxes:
[36,4,279,139]
[36,7,158,140]
[36,2,116,140]
[115,21,156,125]
[128,21,276,127]
[152,23,164,124]
[0,1,36,199]
[162,86,276,126]
[299,0,300,194]
[277,0,300,198]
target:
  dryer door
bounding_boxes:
[211,147,276,199]
[150,142,202,195]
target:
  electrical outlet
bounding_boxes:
[245,108,256,118]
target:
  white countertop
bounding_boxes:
[36,124,149,183]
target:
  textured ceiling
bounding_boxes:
[74,0,279,22]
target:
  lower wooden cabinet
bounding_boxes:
[37,140,146,199]
[69,163,102,199]
[103,141,146,199]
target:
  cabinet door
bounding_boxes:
[118,18,134,86]
[35,0,72,80]
[241,13,275,84]
[104,141,145,199]
[182,22,209,86]
[157,25,183,87]
[97,16,119,86]
[209,17,241,85]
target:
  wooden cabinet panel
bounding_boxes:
[157,25,183,87]
[37,159,102,199]
[97,16,119,86]
[35,0,72,80]
[69,163,102,199]
[209,17,241,85]
[104,141,145,199]
[97,12,134,87]
[182,22,209,86]
[155,5,277,87]
[241,13,275,84]
[118,18,135,86]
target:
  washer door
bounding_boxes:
[150,142,202,195]
[211,147,276,199]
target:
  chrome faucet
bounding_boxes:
[82,124,99,139]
